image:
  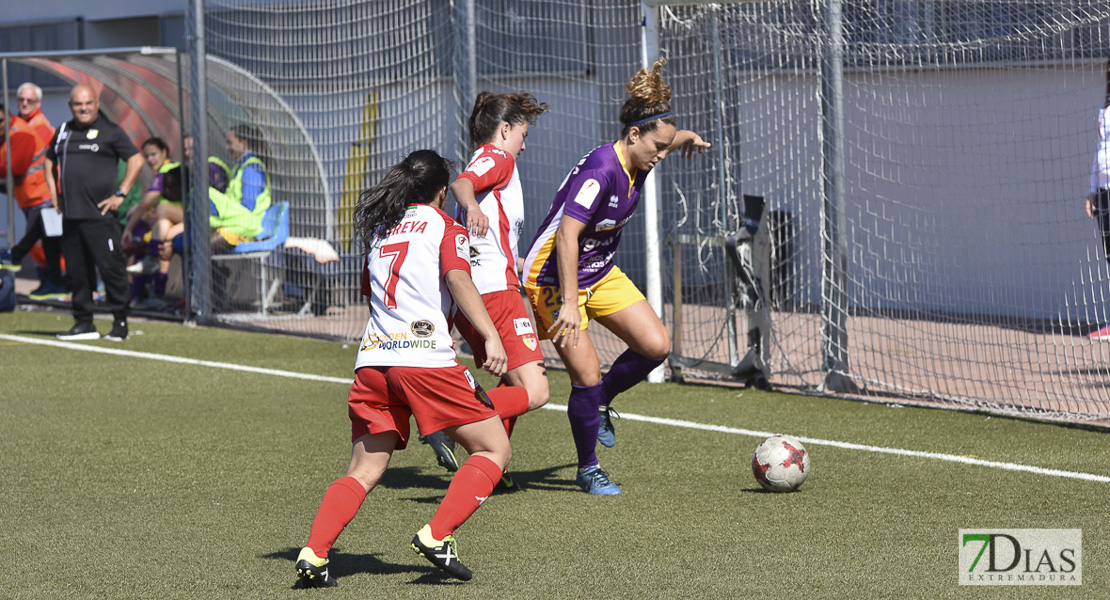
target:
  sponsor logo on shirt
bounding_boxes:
[468,156,496,177]
[456,234,470,260]
[595,214,633,232]
[411,320,435,337]
[574,179,601,208]
[513,318,535,335]
[79,144,100,153]
[361,331,438,351]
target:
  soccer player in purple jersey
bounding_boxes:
[521,58,708,495]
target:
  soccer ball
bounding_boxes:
[751,434,810,492]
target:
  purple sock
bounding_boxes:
[146,239,163,257]
[567,383,605,468]
[601,349,665,403]
[153,272,168,296]
[130,274,149,299]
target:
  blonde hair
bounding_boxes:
[619,57,675,136]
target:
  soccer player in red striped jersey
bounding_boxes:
[420,92,550,487]
[295,150,525,585]
[522,59,708,495]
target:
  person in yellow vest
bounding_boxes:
[134,125,269,277]
[122,137,182,308]
[209,124,271,252]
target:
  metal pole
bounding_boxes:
[710,5,740,370]
[641,2,664,383]
[3,59,14,249]
[175,50,192,320]
[460,0,477,164]
[818,0,857,393]
[186,0,212,322]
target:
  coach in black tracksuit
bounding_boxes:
[44,84,144,341]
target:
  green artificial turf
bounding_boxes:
[0,309,1106,599]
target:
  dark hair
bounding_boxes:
[229,124,269,165]
[354,149,454,248]
[467,92,549,150]
[619,57,676,137]
[142,137,170,155]
[162,165,187,204]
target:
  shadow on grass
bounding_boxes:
[379,463,580,503]
[264,546,465,588]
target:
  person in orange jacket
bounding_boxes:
[0,96,67,300]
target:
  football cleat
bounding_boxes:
[576,465,621,495]
[295,547,338,588]
[411,525,472,581]
[597,404,619,448]
[420,431,459,472]
[498,468,516,491]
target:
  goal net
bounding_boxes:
[193,0,1110,421]
[656,0,1110,421]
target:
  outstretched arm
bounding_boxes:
[666,130,710,159]
[445,268,507,377]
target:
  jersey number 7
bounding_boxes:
[379,242,409,309]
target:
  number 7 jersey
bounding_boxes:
[356,203,472,369]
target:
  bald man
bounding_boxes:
[44,84,144,341]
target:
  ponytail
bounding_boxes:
[467,91,549,149]
[619,57,676,137]
[354,149,453,248]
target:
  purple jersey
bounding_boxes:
[523,142,647,289]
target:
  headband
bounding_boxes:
[626,111,672,128]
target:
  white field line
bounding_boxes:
[4,333,1107,483]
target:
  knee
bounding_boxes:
[487,444,512,471]
[526,382,549,411]
[640,335,671,361]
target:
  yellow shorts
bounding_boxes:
[525,266,644,341]
[215,227,252,247]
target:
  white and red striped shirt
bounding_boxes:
[455,144,524,293]
[355,204,471,369]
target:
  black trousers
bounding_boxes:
[11,203,65,286]
[61,217,130,323]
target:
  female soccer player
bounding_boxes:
[522,58,708,495]
[123,137,180,308]
[295,150,516,586]
[420,92,550,483]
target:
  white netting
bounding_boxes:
[657,0,1110,420]
[190,0,1110,421]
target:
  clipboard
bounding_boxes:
[42,207,63,237]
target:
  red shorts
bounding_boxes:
[454,288,543,370]
[347,363,498,448]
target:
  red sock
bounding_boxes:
[305,476,367,557]
[486,386,529,420]
[503,415,517,438]
[428,455,502,540]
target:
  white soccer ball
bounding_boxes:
[751,434,810,492]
